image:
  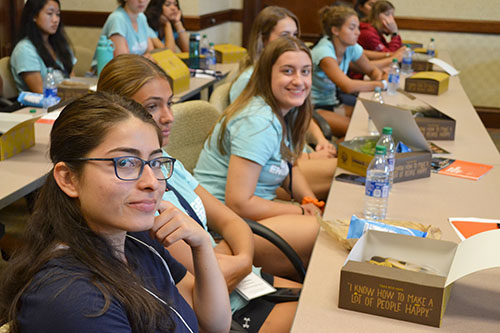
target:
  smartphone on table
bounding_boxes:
[334,173,366,186]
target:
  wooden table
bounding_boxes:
[291,70,500,331]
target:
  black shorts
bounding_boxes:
[232,272,275,332]
[314,104,336,111]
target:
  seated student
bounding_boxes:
[358,1,402,56]
[311,5,386,129]
[354,0,377,20]
[195,37,321,263]
[98,54,302,332]
[230,6,337,199]
[0,92,231,332]
[96,0,154,61]
[146,0,189,52]
[10,0,75,93]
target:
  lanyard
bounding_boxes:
[165,183,204,229]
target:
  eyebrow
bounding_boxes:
[107,147,163,157]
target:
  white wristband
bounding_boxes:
[381,79,388,91]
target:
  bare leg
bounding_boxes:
[254,215,319,280]
[316,109,350,138]
[297,158,337,201]
[260,301,297,332]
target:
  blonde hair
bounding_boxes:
[239,6,300,74]
[319,5,357,39]
[97,54,171,98]
[214,37,312,162]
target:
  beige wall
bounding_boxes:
[63,0,243,60]
[392,0,500,108]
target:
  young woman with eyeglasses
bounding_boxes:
[146,0,189,52]
[0,92,231,332]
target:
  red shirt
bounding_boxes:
[358,21,402,52]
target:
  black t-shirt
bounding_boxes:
[18,231,198,332]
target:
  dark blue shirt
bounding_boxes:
[18,231,198,332]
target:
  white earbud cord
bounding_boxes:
[126,235,195,333]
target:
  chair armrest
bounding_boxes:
[312,110,333,142]
[244,219,306,283]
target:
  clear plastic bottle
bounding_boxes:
[42,67,58,111]
[427,38,436,57]
[401,45,413,75]
[207,42,217,70]
[200,34,209,56]
[376,127,396,189]
[368,87,383,135]
[364,145,390,220]
[387,58,400,96]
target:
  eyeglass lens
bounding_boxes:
[115,157,172,180]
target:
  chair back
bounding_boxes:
[209,81,231,114]
[167,100,221,174]
[73,46,94,77]
[0,57,18,99]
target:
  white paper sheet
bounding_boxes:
[428,58,460,76]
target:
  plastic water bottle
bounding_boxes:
[368,87,383,135]
[364,145,390,220]
[427,38,436,57]
[207,42,217,70]
[189,33,200,68]
[401,45,413,75]
[96,35,114,76]
[200,34,209,56]
[387,58,400,96]
[376,127,396,189]
[43,67,58,111]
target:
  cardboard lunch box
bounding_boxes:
[151,49,190,94]
[0,113,39,160]
[405,71,450,95]
[57,79,95,102]
[411,53,434,72]
[213,44,247,64]
[392,96,456,141]
[337,99,432,182]
[339,229,500,327]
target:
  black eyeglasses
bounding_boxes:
[68,156,176,181]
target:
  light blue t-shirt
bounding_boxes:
[311,35,363,106]
[10,38,76,92]
[229,67,253,103]
[194,96,290,203]
[163,151,261,313]
[97,7,150,57]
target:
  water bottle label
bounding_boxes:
[365,180,389,198]
[43,87,57,98]
[402,57,412,65]
[388,73,400,84]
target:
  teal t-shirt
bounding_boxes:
[194,96,290,203]
[162,151,261,313]
[10,38,76,92]
[93,6,150,66]
[229,67,253,103]
[311,35,363,106]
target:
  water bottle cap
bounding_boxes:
[382,127,392,135]
[430,38,435,42]
[29,109,36,113]
[203,34,207,38]
[209,42,214,46]
[374,86,381,92]
[375,145,387,155]
[392,58,398,63]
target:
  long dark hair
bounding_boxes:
[16,0,73,76]
[0,92,175,332]
[145,0,183,40]
[214,36,312,162]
